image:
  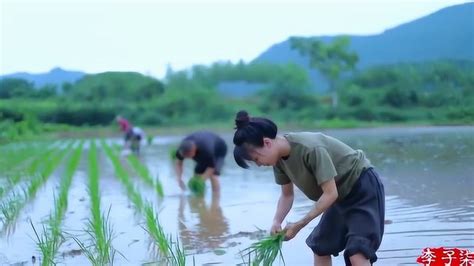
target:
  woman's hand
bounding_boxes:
[270,222,282,235]
[283,221,304,241]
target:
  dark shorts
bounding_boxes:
[124,129,134,141]
[194,156,225,175]
[194,141,227,176]
[125,129,142,142]
[306,168,385,265]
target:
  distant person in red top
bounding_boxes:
[116,115,131,133]
[115,115,144,155]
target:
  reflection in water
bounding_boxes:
[178,194,229,253]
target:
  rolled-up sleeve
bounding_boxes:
[273,165,291,185]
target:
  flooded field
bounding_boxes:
[0,126,473,265]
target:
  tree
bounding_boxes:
[0,78,35,98]
[36,84,58,98]
[66,72,165,102]
[257,64,316,113]
[290,36,358,107]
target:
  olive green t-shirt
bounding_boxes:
[274,132,372,201]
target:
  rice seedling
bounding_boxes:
[187,175,206,197]
[241,231,286,266]
[0,142,42,173]
[88,140,103,233]
[126,155,164,198]
[110,142,164,198]
[55,141,83,215]
[72,208,117,266]
[169,147,178,161]
[0,140,42,159]
[0,178,14,200]
[101,140,144,210]
[0,142,72,234]
[31,141,84,265]
[25,143,71,200]
[80,140,116,265]
[31,218,63,266]
[168,236,187,266]
[0,143,58,199]
[142,203,188,266]
[143,203,169,256]
[0,194,23,227]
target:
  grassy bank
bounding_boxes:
[51,119,474,138]
[2,118,473,145]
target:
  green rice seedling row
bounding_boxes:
[111,143,164,198]
[75,139,116,266]
[0,143,59,200]
[101,141,187,265]
[0,141,73,234]
[126,154,164,198]
[32,141,84,266]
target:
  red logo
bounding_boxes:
[417,247,474,266]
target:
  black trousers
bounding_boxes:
[306,168,385,265]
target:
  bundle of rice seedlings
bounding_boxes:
[147,135,153,146]
[169,147,178,161]
[187,175,205,197]
[242,231,285,266]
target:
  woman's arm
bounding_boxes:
[271,182,294,234]
[299,178,338,227]
[284,178,338,240]
[175,160,186,190]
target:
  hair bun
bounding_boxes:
[235,110,250,129]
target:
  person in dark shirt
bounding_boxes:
[174,131,227,194]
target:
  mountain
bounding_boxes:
[252,2,474,91]
[0,67,86,88]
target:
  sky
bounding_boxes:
[0,0,471,78]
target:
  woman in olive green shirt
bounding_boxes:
[233,110,385,266]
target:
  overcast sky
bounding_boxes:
[0,0,471,77]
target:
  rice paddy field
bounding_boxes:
[0,126,473,265]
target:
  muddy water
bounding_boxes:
[0,126,473,265]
